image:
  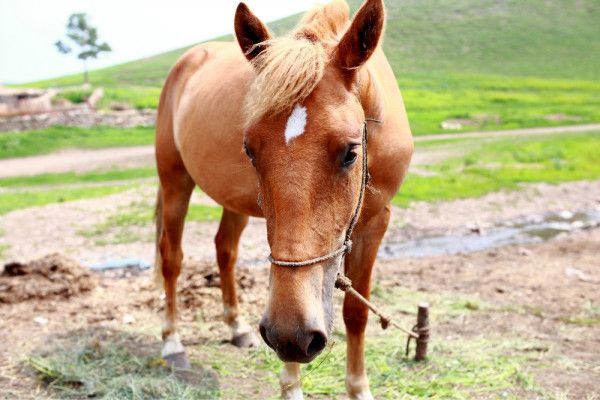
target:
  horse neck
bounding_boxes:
[357,65,384,123]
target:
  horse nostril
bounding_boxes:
[306,331,327,358]
[259,322,273,349]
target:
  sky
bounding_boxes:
[0,0,327,84]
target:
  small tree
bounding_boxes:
[55,13,111,84]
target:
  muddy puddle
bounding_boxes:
[380,208,600,259]
[80,208,600,273]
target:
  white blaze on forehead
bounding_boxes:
[284,104,308,144]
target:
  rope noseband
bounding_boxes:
[268,119,372,268]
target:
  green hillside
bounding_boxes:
[23,0,600,135]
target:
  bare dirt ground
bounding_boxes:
[0,179,599,398]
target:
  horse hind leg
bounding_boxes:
[215,208,260,347]
[155,174,194,368]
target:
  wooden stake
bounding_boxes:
[415,303,429,361]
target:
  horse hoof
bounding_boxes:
[231,331,260,348]
[163,351,191,370]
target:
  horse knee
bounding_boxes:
[215,232,238,270]
[159,237,183,280]
[343,301,369,335]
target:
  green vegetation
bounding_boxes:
[0,168,156,187]
[29,287,548,399]
[55,87,94,104]
[395,132,600,206]
[18,0,600,134]
[0,243,9,259]
[0,126,154,159]
[560,301,600,327]
[401,74,600,134]
[28,329,218,399]
[0,185,136,215]
[81,199,221,245]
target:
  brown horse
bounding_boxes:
[154,0,412,398]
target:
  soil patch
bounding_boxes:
[0,253,97,303]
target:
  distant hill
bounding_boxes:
[22,0,600,134]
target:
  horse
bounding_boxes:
[154,0,413,398]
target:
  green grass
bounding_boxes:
[195,286,542,399]
[395,132,600,206]
[28,329,219,399]
[0,185,136,215]
[0,243,9,259]
[16,0,600,134]
[80,199,221,245]
[55,87,94,104]
[28,288,545,399]
[400,73,600,134]
[0,126,154,159]
[0,168,156,187]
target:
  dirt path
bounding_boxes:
[414,122,600,142]
[2,123,599,178]
[0,146,155,178]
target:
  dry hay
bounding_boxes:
[0,253,97,303]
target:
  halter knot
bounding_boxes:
[334,274,353,291]
[343,239,353,254]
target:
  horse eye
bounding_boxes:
[243,143,256,167]
[342,146,358,168]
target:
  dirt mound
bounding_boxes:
[142,260,263,310]
[0,253,97,303]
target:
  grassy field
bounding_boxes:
[395,131,600,206]
[17,0,600,135]
[0,126,154,159]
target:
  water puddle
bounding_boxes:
[84,209,600,273]
[379,208,600,259]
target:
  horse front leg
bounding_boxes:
[343,205,391,400]
[280,362,303,400]
[156,178,194,368]
[215,208,260,347]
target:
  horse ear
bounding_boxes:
[336,0,385,71]
[235,2,272,62]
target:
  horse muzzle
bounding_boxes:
[259,315,328,363]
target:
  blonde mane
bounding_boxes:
[244,0,350,126]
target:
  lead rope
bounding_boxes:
[269,118,419,340]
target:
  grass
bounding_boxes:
[394,131,600,206]
[54,87,94,104]
[28,329,219,399]
[16,0,600,135]
[0,168,156,187]
[197,286,544,399]
[0,185,136,216]
[0,243,9,259]
[0,126,154,159]
[400,73,600,134]
[28,287,545,399]
[559,301,600,327]
[80,199,221,245]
